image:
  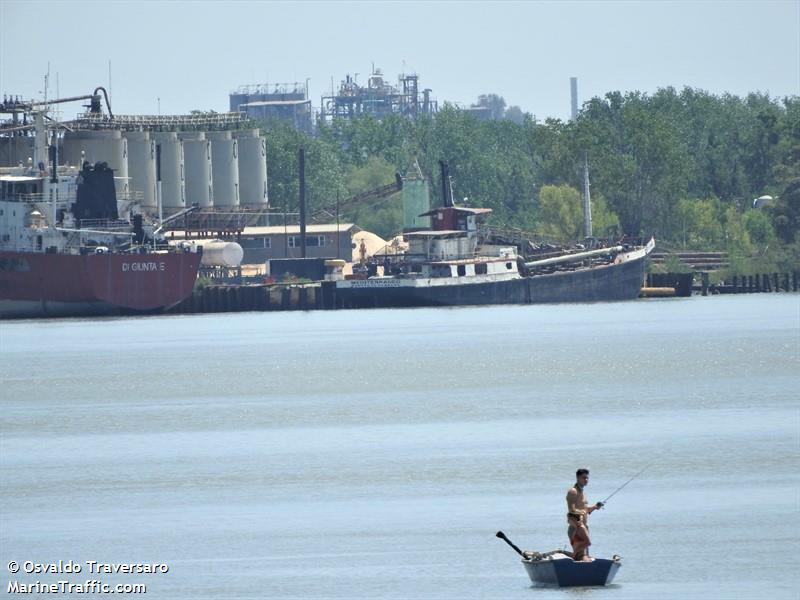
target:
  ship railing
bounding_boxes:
[9,191,144,208]
[117,191,144,202]
[17,192,77,204]
[78,218,134,231]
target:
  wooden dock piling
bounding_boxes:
[701,272,710,296]
[168,282,329,315]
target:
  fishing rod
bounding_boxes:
[600,460,656,505]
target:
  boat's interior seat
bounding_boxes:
[523,550,572,561]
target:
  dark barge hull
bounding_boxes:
[335,251,647,309]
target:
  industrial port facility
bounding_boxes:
[0,105,268,219]
[1,65,441,252]
[229,68,438,133]
[3,71,793,319]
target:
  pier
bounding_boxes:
[698,271,800,295]
[647,250,799,298]
[168,282,336,314]
[168,270,799,315]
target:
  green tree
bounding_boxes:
[535,184,583,242]
[573,91,691,237]
[675,198,724,249]
[535,185,620,242]
[253,86,798,257]
[591,194,621,239]
[342,156,403,238]
[258,118,347,216]
[767,97,800,244]
[742,209,777,248]
[722,205,756,262]
[504,105,525,124]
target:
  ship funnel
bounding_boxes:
[439,160,454,208]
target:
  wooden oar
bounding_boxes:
[495,531,525,557]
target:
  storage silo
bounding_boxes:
[123,130,157,210]
[207,130,239,207]
[178,131,213,208]
[61,129,129,194]
[0,135,34,168]
[229,92,250,112]
[402,176,432,232]
[153,131,185,211]
[234,129,268,207]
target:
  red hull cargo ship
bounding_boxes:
[1,91,202,318]
[1,89,202,318]
[0,159,201,319]
[0,250,200,318]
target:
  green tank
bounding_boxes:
[402,177,432,231]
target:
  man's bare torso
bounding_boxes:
[566,485,590,523]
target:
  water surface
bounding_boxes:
[1,295,798,599]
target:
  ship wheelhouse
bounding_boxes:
[401,205,519,278]
[0,174,43,202]
[405,206,493,264]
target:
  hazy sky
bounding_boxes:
[1,0,798,121]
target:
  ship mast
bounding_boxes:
[30,106,58,226]
[33,111,48,172]
[582,153,593,239]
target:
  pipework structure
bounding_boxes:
[69,111,249,131]
[319,68,437,123]
[230,82,313,134]
[0,93,270,229]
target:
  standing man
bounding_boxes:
[566,468,603,561]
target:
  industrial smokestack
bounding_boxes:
[570,77,578,120]
[439,160,454,208]
[439,160,448,207]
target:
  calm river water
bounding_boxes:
[1,294,798,599]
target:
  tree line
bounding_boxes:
[255,86,799,272]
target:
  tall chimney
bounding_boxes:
[439,160,454,208]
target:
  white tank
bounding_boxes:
[207,131,239,207]
[199,240,244,267]
[234,129,268,207]
[178,131,213,208]
[61,130,129,194]
[153,132,185,211]
[124,131,157,210]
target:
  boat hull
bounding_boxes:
[335,250,647,309]
[0,251,201,318]
[523,556,621,587]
